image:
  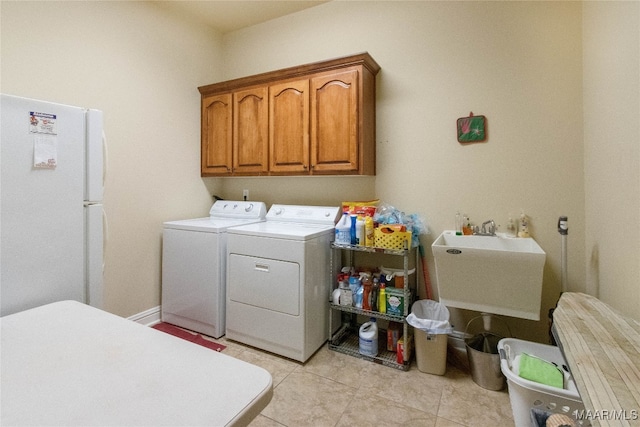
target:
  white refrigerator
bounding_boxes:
[1,94,104,316]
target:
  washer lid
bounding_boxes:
[163,217,265,233]
[163,201,267,232]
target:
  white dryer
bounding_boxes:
[226,204,340,362]
[161,201,266,338]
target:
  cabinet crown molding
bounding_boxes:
[198,52,380,96]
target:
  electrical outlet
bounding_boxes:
[243,189,249,200]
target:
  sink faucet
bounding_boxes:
[475,219,496,236]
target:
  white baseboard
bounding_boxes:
[128,305,161,327]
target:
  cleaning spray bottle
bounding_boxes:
[371,276,379,311]
[361,272,372,310]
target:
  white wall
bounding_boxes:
[1,1,223,317]
[583,2,640,318]
[219,1,585,342]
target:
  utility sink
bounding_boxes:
[431,231,546,321]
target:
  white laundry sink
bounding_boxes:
[431,231,546,320]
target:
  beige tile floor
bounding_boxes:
[213,336,515,427]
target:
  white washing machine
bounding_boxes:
[161,200,267,338]
[226,204,340,362]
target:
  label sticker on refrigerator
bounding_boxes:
[29,111,57,135]
[33,135,57,169]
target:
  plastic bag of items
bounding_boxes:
[373,203,429,248]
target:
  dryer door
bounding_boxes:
[228,254,300,315]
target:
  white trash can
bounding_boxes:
[407,300,452,375]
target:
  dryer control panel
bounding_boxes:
[266,204,340,225]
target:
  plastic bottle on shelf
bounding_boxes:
[331,287,341,305]
[371,277,379,311]
[350,215,357,245]
[364,216,374,247]
[354,281,363,309]
[378,283,387,314]
[359,318,378,357]
[361,272,372,310]
[335,213,351,245]
[338,280,352,306]
[355,216,365,246]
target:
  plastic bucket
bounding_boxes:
[464,315,509,390]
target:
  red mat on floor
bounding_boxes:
[152,322,226,352]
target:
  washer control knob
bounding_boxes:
[245,203,253,212]
[274,207,284,215]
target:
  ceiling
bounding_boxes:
[153,1,330,34]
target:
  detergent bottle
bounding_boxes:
[359,318,378,357]
[335,213,351,245]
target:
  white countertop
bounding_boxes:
[1,300,272,426]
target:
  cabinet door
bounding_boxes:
[234,87,269,174]
[201,94,232,176]
[269,79,309,174]
[310,68,359,174]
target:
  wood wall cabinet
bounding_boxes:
[310,68,359,174]
[198,53,380,177]
[233,87,268,174]
[201,94,232,175]
[269,79,309,174]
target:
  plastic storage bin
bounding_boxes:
[407,300,452,375]
[374,226,412,250]
[498,338,586,426]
